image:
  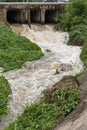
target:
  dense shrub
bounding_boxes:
[52,85,80,115]
[61,0,87,32]
[0,76,11,115]
[0,25,43,71]
[68,24,87,46]
[56,0,87,69]
[80,39,87,69]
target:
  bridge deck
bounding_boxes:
[0,1,68,5]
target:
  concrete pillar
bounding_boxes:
[40,9,45,24]
[20,10,23,23]
[3,9,7,21]
[25,9,28,22]
[20,9,27,23]
[0,9,7,24]
[27,9,31,25]
[21,9,29,23]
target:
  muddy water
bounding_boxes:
[0,24,83,129]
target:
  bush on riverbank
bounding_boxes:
[5,77,80,130]
[80,39,87,69]
[61,0,87,31]
[67,24,87,46]
[0,76,11,115]
[58,0,87,69]
[0,24,43,71]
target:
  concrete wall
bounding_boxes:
[0,4,64,24]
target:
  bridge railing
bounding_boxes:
[0,0,69,5]
[0,0,69,2]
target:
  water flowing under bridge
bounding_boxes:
[0,1,69,24]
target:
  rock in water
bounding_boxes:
[59,63,73,72]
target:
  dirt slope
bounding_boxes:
[54,71,87,130]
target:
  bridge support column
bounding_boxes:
[25,9,28,22]
[41,9,45,24]
[0,9,7,24]
[20,9,27,23]
[27,9,31,25]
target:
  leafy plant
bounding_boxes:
[52,85,80,115]
[0,24,43,71]
[5,84,80,130]
[80,39,87,69]
[55,0,87,70]
[0,76,11,115]
[68,24,87,46]
[60,0,87,31]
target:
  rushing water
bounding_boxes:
[0,24,83,129]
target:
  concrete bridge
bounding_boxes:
[0,1,69,24]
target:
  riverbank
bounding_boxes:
[0,24,83,130]
[54,71,87,130]
[0,24,43,129]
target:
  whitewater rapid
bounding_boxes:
[0,24,83,129]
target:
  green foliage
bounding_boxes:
[0,24,43,71]
[0,76,11,115]
[5,103,62,130]
[5,85,80,130]
[80,39,87,69]
[60,0,87,31]
[76,72,83,78]
[52,85,80,115]
[56,0,87,70]
[68,24,87,46]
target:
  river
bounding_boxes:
[0,24,83,129]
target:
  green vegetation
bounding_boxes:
[80,39,87,69]
[60,0,87,32]
[5,85,80,130]
[0,24,43,71]
[58,0,87,70]
[0,76,11,115]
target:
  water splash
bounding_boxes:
[0,24,83,129]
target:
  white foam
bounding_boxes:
[1,24,83,128]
